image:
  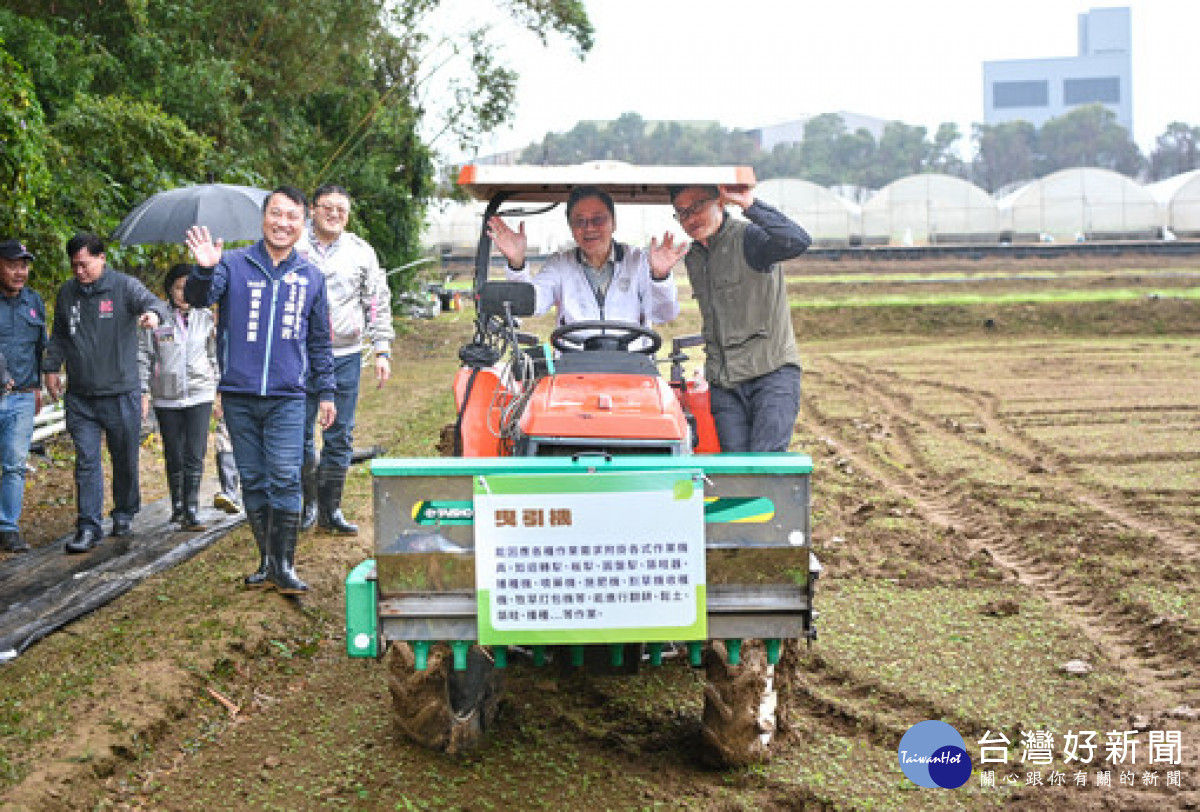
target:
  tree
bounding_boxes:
[1147,122,1200,181]
[0,0,595,293]
[1035,104,1144,177]
[972,120,1038,192]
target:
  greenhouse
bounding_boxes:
[753,178,861,247]
[997,167,1160,242]
[1147,168,1200,238]
[860,174,999,246]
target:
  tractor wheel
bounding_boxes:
[698,638,801,768]
[385,642,504,754]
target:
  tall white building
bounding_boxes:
[983,7,1132,133]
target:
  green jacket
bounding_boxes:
[685,206,805,388]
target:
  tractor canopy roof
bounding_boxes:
[456,161,756,206]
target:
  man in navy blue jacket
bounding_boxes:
[185,186,336,594]
[0,238,47,553]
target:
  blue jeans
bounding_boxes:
[64,391,142,531]
[0,392,38,532]
[709,365,802,453]
[305,352,361,470]
[222,393,305,513]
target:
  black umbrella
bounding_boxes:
[112,183,271,245]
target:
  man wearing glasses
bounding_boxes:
[668,184,811,453]
[184,187,336,595]
[487,186,686,336]
[295,184,393,536]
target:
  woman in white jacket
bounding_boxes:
[139,264,218,530]
[487,186,686,334]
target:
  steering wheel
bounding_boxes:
[549,320,662,355]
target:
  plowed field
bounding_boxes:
[1,254,1197,811]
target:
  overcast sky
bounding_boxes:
[434,0,1198,161]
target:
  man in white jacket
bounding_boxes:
[487,186,686,336]
[296,184,394,534]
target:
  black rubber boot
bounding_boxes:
[317,466,359,535]
[181,471,207,531]
[213,451,242,514]
[243,505,272,588]
[268,509,308,594]
[1,530,29,553]
[300,457,319,531]
[168,471,185,524]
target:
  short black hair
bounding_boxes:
[566,186,615,219]
[313,184,351,205]
[263,185,308,212]
[668,184,719,204]
[163,263,194,297]
[66,232,105,259]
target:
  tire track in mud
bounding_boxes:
[834,361,1199,561]
[803,355,1200,711]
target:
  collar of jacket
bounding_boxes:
[248,240,304,277]
[74,266,116,295]
[573,241,626,268]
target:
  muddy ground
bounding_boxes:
[1,254,1197,811]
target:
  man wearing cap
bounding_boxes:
[43,233,170,553]
[0,239,46,553]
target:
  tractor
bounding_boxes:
[345,163,819,767]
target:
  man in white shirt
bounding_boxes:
[296,184,394,534]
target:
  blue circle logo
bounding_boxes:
[898,720,973,788]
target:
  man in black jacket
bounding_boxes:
[44,233,170,553]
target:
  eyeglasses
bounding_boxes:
[673,197,717,222]
[265,208,304,222]
[316,204,349,216]
[569,215,610,231]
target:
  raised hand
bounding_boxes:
[648,232,688,280]
[185,225,224,268]
[486,216,528,269]
[718,184,755,211]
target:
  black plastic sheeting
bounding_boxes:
[0,497,244,663]
[0,446,383,664]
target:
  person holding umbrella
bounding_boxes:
[184,186,336,595]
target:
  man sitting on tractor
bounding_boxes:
[487,186,686,339]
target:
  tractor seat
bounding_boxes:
[552,350,658,376]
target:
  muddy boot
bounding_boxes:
[243,505,272,588]
[181,471,207,531]
[268,508,308,594]
[1,530,29,553]
[213,451,242,514]
[316,465,358,535]
[300,457,319,531]
[168,471,185,524]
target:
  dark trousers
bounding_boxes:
[65,391,142,531]
[222,393,305,513]
[709,365,802,453]
[304,351,361,470]
[155,403,213,482]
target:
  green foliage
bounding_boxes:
[1035,103,1144,177]
[0,42,55,243]
[517,108,1195,194]
[1147,122,1200,181]
[0,1,593,298]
